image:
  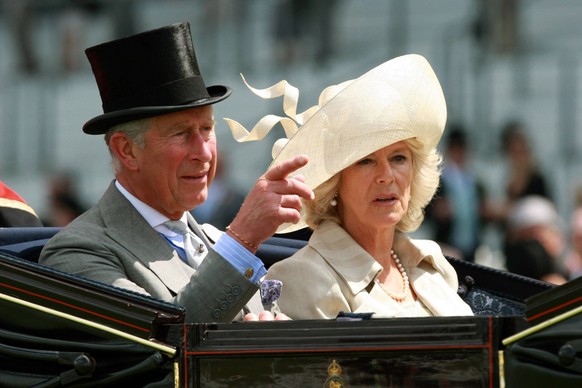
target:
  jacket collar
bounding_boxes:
[98,181,194,294]
[309,221,447,296]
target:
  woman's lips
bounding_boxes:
[374,194,398,204]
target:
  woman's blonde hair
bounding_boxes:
[304,138,442,233]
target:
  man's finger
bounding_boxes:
[274,313,292,321]
[292,174,307,184]
[258,311,275,321]
[264,155,308,181]
[279,193,304,211]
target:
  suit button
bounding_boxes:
[244,268,254,278]
[219,300,229,310]
[232,286,241,295]
[226,293,234,302]
[212,309,221,319]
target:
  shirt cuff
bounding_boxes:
[214,233,267,284]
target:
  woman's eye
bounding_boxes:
[357,158,372,165]
[393,154,408,162]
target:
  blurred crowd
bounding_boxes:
[425,120,579,285]
[0,0,137,75]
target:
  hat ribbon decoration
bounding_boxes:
[224,75,351,159]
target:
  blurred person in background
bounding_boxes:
[564,206,582,280]
[501,121,551,203]
[272,0,340,67]
[425,124,493,262]
[503,195,567,285]
[486,121,554,259]
[43,172,87,227]
[46,193,86,227]
[1,0,38,74]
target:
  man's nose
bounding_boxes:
[189,133,213,162]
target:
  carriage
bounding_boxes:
[0,227,578,387]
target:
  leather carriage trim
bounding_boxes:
[0,280,150,333]
[503,304,582,346]
[0,290,176,356]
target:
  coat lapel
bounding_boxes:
[187,213,215,247]
[310,222,382,294]
[396,235,473,316]
[408,265,465,315]
[100,182,194,295]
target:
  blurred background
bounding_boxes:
[1,0,582,278]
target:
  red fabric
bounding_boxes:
[0,181,27,204]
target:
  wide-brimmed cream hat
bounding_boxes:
[225,54,447,233]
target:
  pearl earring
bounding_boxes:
[330,191,338,207]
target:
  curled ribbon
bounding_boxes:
[224,74,318,158]
[224,75,354,160]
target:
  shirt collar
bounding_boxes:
[114,180,187,231]
[393,231,446,275]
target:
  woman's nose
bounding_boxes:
[376,162,394,183]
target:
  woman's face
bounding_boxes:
[338,141,413,234]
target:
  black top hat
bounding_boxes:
[83,22,231,134]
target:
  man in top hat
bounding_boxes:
[39,22,313,323]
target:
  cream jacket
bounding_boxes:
[266,221,474,319]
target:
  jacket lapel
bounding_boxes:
[396,236,473,316]
[310,222,382,295]
[407,266,461,315]
[100,182,194,295]
[310,222,472,317]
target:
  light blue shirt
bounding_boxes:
[114,181,266,283]
[214,233,266,283]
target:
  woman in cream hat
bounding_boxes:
[226,54,473,319]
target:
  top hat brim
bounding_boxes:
[83,85,231,135]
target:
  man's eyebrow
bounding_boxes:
[166,118,215,130]
[203,118,216,127]
[165,122,188,131]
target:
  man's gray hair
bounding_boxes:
[104,117,152,174]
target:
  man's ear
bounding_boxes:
[109,132,140,171]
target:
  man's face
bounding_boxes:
[132,106,217,219]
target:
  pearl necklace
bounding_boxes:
[375,249,409,303]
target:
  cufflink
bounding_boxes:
[244,268,254,278]
[197,243,205,253]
